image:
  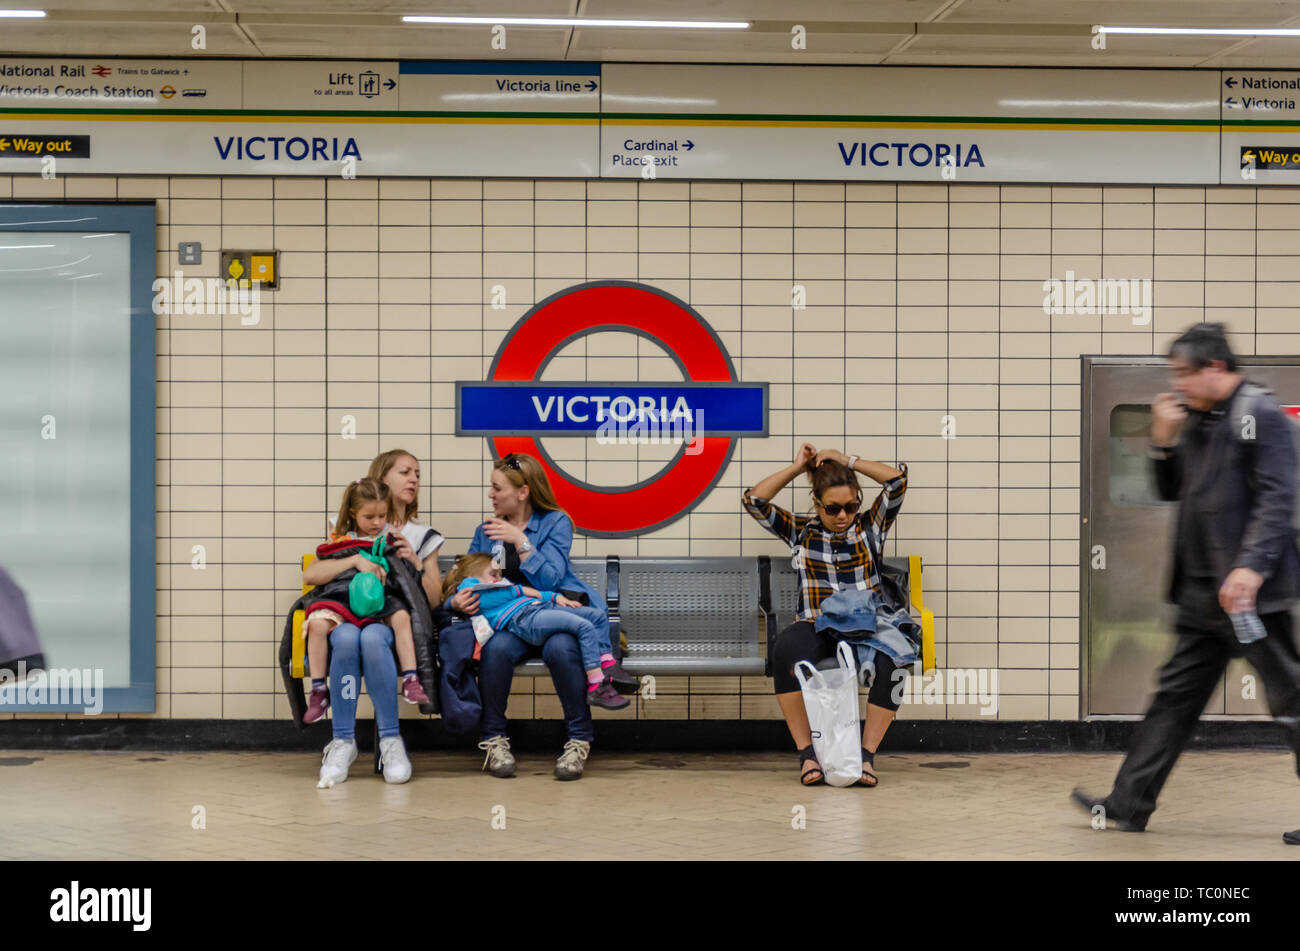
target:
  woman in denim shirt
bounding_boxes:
[449,452,637,780]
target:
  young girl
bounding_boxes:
[303,478,429,723]
[443,553,628,710]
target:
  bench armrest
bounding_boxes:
[605,554,620,609]
[908,555,935,673]
[605,555,623,658]
[758,555,774,677]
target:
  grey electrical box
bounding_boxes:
[178,242,202,265]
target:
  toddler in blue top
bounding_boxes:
[444,553,629,710]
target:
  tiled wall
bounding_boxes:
[4,174,1298,725]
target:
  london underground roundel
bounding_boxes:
[456,281,768,536]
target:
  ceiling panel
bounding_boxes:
[243,23,575,59]
[21,0,223,9]
[894,30,1237,67]
[943,0,1300,25]
[0,23,256,56]
[568,25,908,60]
[2,2,1300,66]
[581,0,951,18]
[227,0,575,10]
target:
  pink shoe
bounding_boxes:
[303,686,330,724]
[401,676,429,705]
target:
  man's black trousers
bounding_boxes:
[1109,584,1300,822]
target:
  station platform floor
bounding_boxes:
[2,749,1297,860]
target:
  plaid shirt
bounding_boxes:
[743,464,908,622]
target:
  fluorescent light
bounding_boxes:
[0,9,45,16]
[402,15,748,30]
[1099,25,1300,37]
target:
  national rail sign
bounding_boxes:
[456,281,767,536]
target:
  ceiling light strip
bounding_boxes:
[402,15,748,30]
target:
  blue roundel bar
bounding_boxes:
[456,382,768,437]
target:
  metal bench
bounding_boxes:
[612,556,769,677]
[436,553,935,678]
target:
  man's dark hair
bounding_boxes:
[1167,322,1237,372]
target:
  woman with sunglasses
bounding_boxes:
[744,443,911,787]
[449,452,638,781]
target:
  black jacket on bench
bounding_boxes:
[279,536,439,729]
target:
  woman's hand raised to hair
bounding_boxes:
[813,448,849,468]
[794,443,817,469]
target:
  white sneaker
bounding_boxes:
[378,735,412,784]
[317,738,358,788]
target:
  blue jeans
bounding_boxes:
[329,622,400,741]
[507,602,609,672]
[479,630,593,743]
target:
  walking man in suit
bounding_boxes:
[1072,323,1300,844]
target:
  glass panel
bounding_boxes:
[1109,403,1172,507]
[0,231,132,687]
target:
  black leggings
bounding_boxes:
[772,620,903,711]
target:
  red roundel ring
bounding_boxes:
[487,281,736,536]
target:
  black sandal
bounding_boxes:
[857,748,878,787]
[798,745,825,786]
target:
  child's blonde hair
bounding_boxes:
[441,552,495,601]
[334,478,390,537]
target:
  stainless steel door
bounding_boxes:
[1082,356,1300,717]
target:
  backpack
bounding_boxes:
[348,535,389,617]
[1229,381,1300,534]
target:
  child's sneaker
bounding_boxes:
[588,677,630,710]
[401,675,429,705]
[303,686,330,724]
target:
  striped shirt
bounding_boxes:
[743,464,908,622]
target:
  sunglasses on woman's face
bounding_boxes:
[817,498,861,517]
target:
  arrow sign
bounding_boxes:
[0,138,8,152]
[384,78,396,90]
[1225,76,1237,88]
[586,80,597,91]
[1225,97,1239,107]
[683,139,695,150]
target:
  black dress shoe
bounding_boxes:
[1285,828,1300,845]
[1070,787,1148,832]
[605,660,640,695]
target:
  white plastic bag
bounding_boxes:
[794,641,863,787]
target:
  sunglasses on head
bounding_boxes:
[816,498,861,517]
[500,453,522,472]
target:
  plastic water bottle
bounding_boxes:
[491,540,506,570]
[1228,599,1267,645]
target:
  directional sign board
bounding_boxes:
[397,60,599,113]
[242,61,398,111]
[1220,70,1300,183]
[0,58,241,110]
[600,64,1222,183]
[4,57,1300,184]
